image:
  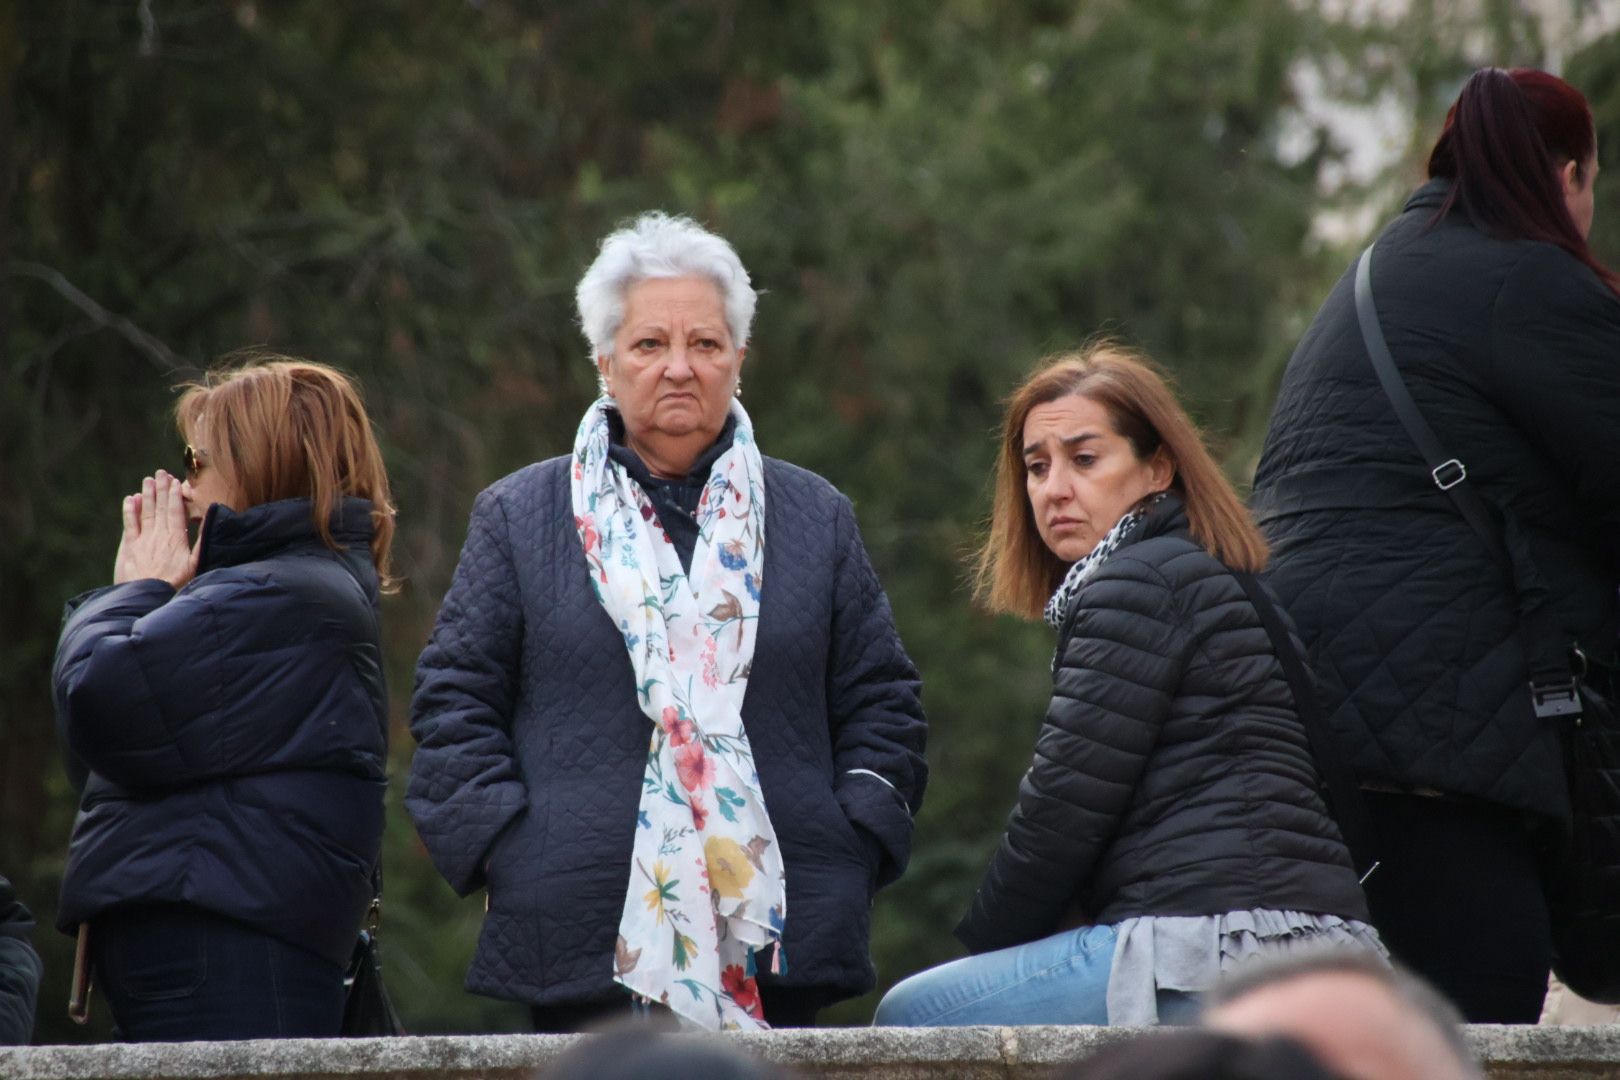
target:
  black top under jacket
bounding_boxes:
[606,411,737,575]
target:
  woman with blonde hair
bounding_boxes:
[53,356,395,1040]
[875,344,1379,1027]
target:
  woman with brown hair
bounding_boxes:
[875,344,1379,1027]
[53,356,396,1040]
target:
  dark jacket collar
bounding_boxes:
[606,410,737,489]
[1125,490,1190,547]
[1049,489,1191,653]
[198,497,375,573]
[1404,177,1453,215]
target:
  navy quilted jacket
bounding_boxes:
[1253,180,1620,821]
[956,498,1368,954]
[407,455,927,1006]
[53,499,388,967]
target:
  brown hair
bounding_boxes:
[176,354,398,592]
[973,343,1267,619]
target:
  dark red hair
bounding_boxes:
[1428,67,1617,294]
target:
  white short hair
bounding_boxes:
[575,212,757,361]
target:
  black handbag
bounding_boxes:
[1353,242,1620,1002]
[342,891,407,1036]
[1543,673,1620,1002]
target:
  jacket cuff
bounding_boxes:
[953,909,995,955]
[835,772,913,891]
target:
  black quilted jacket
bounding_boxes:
[407,455,927,1007]
[1253,179,1620,822]
[0,876,40,1045]
[53,499,388,967]
[955,498,1368,955]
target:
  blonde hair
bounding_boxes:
[973,342,1267,619]
[176,354,398,592]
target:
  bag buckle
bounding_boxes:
[1532,678,1582,721]
[1431,459,1467,490]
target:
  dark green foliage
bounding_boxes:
[1570,34,1620,270]
[4,0,1614,1041]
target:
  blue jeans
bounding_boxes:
[874,924,1198,1027]
[93,903,345,1041]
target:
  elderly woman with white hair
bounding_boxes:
[407,212,928,1032]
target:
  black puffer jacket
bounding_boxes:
[1252,180,1620,822]
[956,498,1368,955]
[53,499,388,967]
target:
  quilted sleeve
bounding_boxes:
[826,493,928,891]
[0,876,40,1046]
[955,556,1188,954]
[1489,246,1620,571]
[407,487,531,896]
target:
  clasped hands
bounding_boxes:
[113,471,201,591]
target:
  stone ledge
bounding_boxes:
[1,1025,1617,1080]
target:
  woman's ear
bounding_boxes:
[1560,157,1581,196]
[1151,449,1176,491]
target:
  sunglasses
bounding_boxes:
[183,444,209,481]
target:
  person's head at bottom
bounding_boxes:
[542,1020,793,1080]
[1061,1030,1347,1080]
[1201,951,1482,1080]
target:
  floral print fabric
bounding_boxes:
[570,397,785,1031]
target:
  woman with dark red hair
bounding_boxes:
[1252,68,1619,1022]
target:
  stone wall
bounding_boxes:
[3,1025,1619,1080]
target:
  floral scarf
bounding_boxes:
[1043,492,1170,630]
[570,397,785,1031]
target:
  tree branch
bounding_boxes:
[10,260,187,372]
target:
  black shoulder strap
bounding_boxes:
[1353,248,1512,569]
[1233,571,1379,882]
[1353,244,1580,720]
